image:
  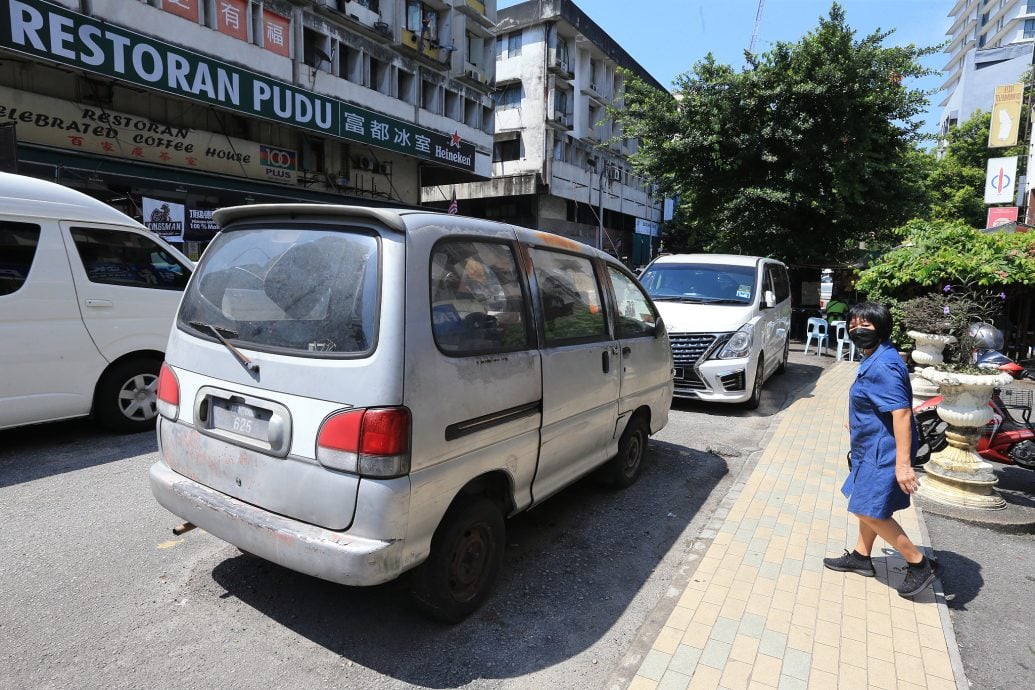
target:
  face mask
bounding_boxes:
[848,327,881,350]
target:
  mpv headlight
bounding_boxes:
[717,324,753,359]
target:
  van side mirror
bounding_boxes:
[654,316,666,339]
[763,290,776,309]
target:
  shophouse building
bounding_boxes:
[424,0,666,266]
[0,0,496,255]
[940,0,1035,134]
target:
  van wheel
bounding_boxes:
[94,357,162,433]
[409,498,505,624]
[606,415,649,488]
[744,357,764,410]
[775,337,790,375]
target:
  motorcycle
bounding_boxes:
[912,331,1035,469]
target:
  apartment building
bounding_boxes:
[426,0,666,266]
[940,0,1035,133]
[0,0,496,253]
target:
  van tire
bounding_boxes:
[744,357,764,410]
[409,498,505,623]
[606,415,649,488]
[94,356,162,433]
[775,337,790,375]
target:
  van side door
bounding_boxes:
[527,246,619,503]
[605,265,673,433]
[0,220,105,428]
[60,223,191,360]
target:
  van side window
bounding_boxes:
[607,267,657,338]
[528,248,607,344]
[0,222,41,296]
[430,240,530,355]
[773,266,790,303]
[70,227,190,290]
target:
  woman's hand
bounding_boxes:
[896,465,920,495]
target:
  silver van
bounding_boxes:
[149,205,672,622]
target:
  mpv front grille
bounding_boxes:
[669,333,718,367]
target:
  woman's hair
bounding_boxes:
[847,301,893,340]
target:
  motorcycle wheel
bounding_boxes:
[1009,440,1035,470]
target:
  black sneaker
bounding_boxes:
[897,558,942,598]
[823,549,875,577]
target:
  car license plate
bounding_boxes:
[210,399,271,442]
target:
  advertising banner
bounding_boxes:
[0,85,297,184]
[0,0,478,172]
[986,206,1019,228]
[143,197,185,242]
[985,156,1018,204]
[635,218,660,237]
[187,208,220,241]
[988,83,1024,148]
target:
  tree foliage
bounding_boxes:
[611,3,938,264]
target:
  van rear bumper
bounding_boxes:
[149,461,406,586]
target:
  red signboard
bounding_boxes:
[262,10,291,58]
[215,0,249,41]
[162,0,200,22]
[986,206,1019,228]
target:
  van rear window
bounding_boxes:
[178,227,378,356]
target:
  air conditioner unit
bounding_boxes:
[610,167,623,182]
[378,161,392,175]
[553,110,565,121]
[356,156,375,171]
[557,60,569,73]
[589,82,598,92]
[586,157,598,168]
[467,69,483,83]
[374,21,392,38]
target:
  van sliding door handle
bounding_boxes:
[601,351,610,374]
[85,299,113,308]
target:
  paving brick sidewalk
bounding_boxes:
[628,362,965,690]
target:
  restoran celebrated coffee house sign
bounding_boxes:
[0,0,478,173]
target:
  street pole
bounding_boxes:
[598,163,606,250]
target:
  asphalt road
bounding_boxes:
[0,347,831,689]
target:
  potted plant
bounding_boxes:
[915,284,1011,510]
[900,294,956,366]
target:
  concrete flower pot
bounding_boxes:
[907,331,956,366]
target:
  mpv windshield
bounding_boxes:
[178,226,378,356]
[639,263,756,305]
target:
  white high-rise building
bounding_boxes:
[425,0,666,266]
[940,0,1035,133]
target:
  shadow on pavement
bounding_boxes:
[927,549,983,611]
[0,419,156,488]
[209,439,726,686]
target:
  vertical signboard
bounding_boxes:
[985,157,1018,204]
[989,83,1024,148]
[262,10,291,57]
[143,197,185,242]
[215,0,249,41]
[162,0,200,22]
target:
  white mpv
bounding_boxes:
[638,254,792,408]
[0,173,192,432]
[149,204,673,622]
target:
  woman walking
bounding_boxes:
[823,302,942,597]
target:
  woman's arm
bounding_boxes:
[891,408,919,494]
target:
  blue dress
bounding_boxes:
[841,340,917,519]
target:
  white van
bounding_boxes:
[149,205,673,622]
[0,173,192,432]
[638,254,791,408]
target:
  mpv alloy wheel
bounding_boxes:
[744,357,764,410]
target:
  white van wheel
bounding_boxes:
[744,357,764,410]
[95,357,161,433]
[607,415,649,488]
[409,498,505,623]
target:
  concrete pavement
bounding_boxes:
[625,361,966,690]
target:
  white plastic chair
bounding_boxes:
[804,317,829,355]
[832,320,856,361]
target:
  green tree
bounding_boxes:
[612,3,938,264]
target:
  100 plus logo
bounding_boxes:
[260,145,295,181]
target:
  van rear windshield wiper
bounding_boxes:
[188,321,259,374]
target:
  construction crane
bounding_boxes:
[748,0,766,54]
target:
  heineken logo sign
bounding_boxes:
[0,0,478,172]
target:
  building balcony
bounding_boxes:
[401,29,448,63]
[459,62,493,90]
[456,0,495,29]
[548,53,575,80]
[546,110,574,130]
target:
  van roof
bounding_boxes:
[0,172,144,227]
[213,204,621,264]
[650,253,782,268]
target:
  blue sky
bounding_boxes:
[498,0,952,135]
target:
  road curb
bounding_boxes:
[914,502,971,690]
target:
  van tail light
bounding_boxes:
[316,407,411,478]
[156,362,180,420]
